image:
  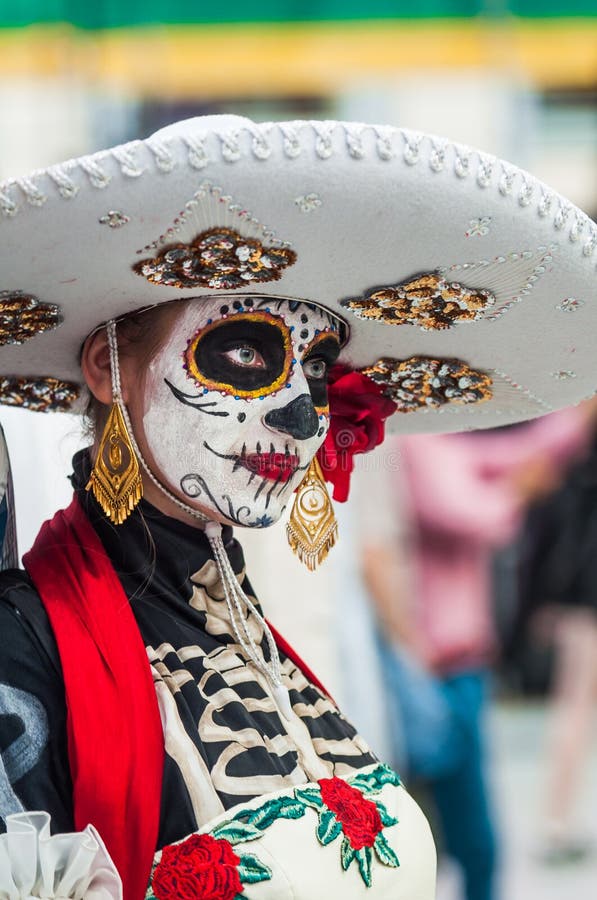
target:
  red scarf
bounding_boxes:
[23,495,332,898]
[23,496,164,900]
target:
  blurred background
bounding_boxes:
[0,1,596,898]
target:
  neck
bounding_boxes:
[139,473,208,530]
[90,427,213,531]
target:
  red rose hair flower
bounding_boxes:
[317,365,396,502]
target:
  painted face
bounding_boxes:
[142,297,342,527]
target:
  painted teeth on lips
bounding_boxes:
[244,452,300,482]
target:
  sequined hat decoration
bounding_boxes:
[0,376,79,412]
[0,291,62,346]
[342,246,556,332]
[134,227,296,291]
[133,181,296,291]
[361,357,493,411]
[344,275,495,330]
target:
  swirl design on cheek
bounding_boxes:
[180,474,203,497]
[180,472,252,525]
[184,310,294,400]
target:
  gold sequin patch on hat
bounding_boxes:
[0,291,63,346]
[133,227,297,291]
[343,274,495,331]
[361,357,493,412]
[0,376,79,412]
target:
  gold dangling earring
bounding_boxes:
[86,321,143,525]
[286,456,338,571]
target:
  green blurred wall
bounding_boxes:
[1,0,595,26]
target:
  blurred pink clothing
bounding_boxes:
[399,410,589,674]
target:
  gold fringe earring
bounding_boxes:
[87,403,143,524]
[86,321,143,525]
[286,456,338,571]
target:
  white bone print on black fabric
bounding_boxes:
[145,559,376,829]
[0,683,49,822]
[64,450,376,849]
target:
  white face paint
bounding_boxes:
[142,296,342,527]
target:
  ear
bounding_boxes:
[81,328,117,406]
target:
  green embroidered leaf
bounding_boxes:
[348,774,374,792]
[276,797,308,820]
[341,836,356,871]
[349,764,402,799]
[232,798,277,826]
[245,808,279,829]
[294,786,324,809]
[316,809,343,846]
[370,764,402,790]
[280,797,305,819]
[210,821,262,844]
[237,853,273,885]
[376,801,399,828]
[234,795,305,830]
[374,833,400,868]
[356,846,373,887]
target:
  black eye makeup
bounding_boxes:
[184,311,294,398]
[301,333,341,409]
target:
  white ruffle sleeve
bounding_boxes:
[0,812,122,900]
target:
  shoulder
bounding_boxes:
[0,567,45,613]
[0,569,61,677]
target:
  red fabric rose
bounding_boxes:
[319,777,383,850]
[152,833,242,900]
[317,365,397,502]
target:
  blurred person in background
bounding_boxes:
[361,409,590,900]
[514,398,597,864]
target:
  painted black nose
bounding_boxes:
[263,393,319,440]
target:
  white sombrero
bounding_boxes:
[0,114,595,431]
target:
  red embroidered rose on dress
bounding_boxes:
[319,777,383,850]
[317,364,396,502]
[152,833,242,900]
[160,764,401,894]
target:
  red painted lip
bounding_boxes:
[243,453,300,482]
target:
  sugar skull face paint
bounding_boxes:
[142,297,342,527]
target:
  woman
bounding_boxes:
[360,417,588,900]
[515,399,597,861]
[0,114,594,898]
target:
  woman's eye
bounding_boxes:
[303,358,327,379]
[223,346,266,368]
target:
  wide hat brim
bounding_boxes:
[0,114,595,431]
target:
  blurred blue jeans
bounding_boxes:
[377,636,498,900]
[432,672,498,900]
